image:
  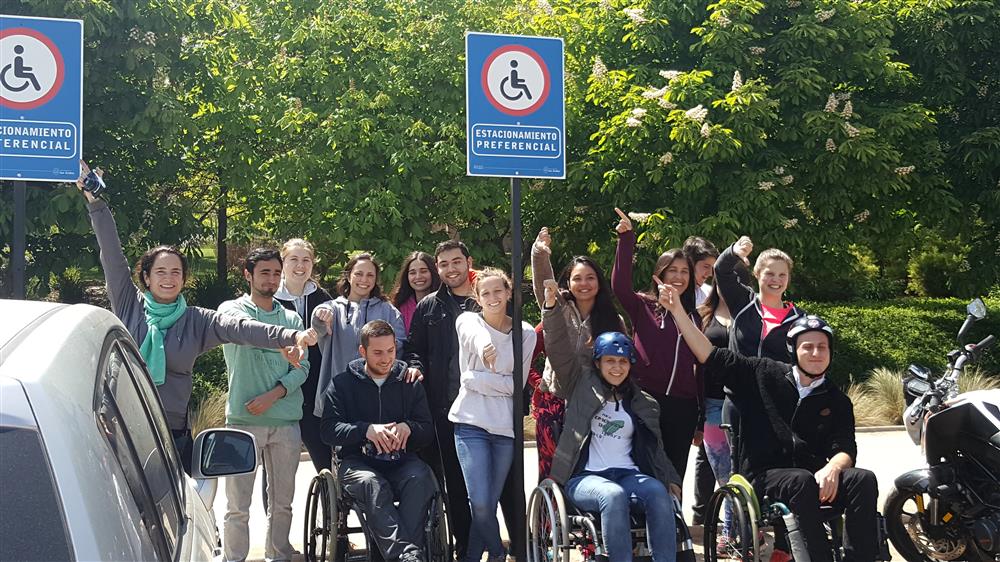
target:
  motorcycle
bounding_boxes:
[884,298,1000,562]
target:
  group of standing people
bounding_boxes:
[79,159,879,562]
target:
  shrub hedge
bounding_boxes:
[190,296,1000,407]
[802,297,1000,385]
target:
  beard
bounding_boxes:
[367,361,393,378]
[255,286,277,298]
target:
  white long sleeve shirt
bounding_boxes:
[448,311,536,437]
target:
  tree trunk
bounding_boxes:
[216,184,228,283]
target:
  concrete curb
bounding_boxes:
[857,425,905,433]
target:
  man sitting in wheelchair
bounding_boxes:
[662,285,879,562]
[320,320,436,562]
[541,279,683,562]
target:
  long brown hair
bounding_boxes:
[390,251,440,308]
[336,253,385,301]
[645,249,696,315]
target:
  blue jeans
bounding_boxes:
[566,468,677,562]
[454,423,513,561]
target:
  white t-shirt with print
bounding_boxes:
[584,400,639,472]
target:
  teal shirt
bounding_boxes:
[219,295,309,426]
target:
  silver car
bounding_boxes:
[0,300,256,562]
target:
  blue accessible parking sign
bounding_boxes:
[466,32,564,179]
[0,15,83,182]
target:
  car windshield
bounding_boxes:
[0,426,74,561]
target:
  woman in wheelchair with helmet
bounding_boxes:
[540,279,682,562]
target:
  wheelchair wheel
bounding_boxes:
[527,480,569,562]
[704,486,754,562]
[425,489,452,562]
[305,469,343,562]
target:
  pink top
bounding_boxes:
[760,301,793,339]
[399,296,418,334]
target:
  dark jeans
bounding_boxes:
[171,428,193,475]
[692,443,715,524]
[340,455,436,561]
[753,467,879,562]
[301,408,332,472]
[653,395,699,483]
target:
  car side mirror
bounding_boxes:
[968,298,987,320]
[191,428,257,479]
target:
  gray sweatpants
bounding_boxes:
[224,424,301,562]
[339,455,436,561]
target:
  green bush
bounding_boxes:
[186,274,243,310]
[803,297,1000,386]
[191,347,228,409]
[54,266,87,304]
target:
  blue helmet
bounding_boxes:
[592,332,636,364]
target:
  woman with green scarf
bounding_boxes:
[78,162,317,473]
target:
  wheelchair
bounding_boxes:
[303,452,452,562]
[702,403,892,562]
[526,477,696,562]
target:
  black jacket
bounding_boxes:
[319,358,434,461]
[403,283,481,418]
[714,244,805,361]
[706,348,857,480]
[277,285,333,415]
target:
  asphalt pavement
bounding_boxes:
[215,427,924,561]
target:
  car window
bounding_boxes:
[0,426,74,562]
[110,343,184,555]
[120,342,185,496]
[97,346,176,560]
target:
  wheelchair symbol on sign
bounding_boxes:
[0,28,65,110]
[1,45,42,93]
[500,60,532,102]
[482,45,550,117]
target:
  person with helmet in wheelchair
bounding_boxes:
[541,279,682,562]
[661,284,879,562]
[320,320,436,562]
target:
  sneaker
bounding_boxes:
[769,549,792,562]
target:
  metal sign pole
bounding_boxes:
[12,181,27,299]
[510,176,526,561]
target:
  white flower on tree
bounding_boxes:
[826,138,838,152]
[592,56,608,79]
[732,70,743,91]
[659,152,674,166]
[624,8,648,25]
[685,104,708,123]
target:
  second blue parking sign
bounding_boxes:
[466,32,564,179]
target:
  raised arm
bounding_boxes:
[86,198,143,320]
[658,283,761,394]
[714,237,755,314]
[540,280,582,399]
[610,209,647,321]
[530,227,556,308]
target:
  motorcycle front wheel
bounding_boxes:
[884,486,989,562]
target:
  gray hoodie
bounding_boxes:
[310,295,405,416]
[88,200,300,430]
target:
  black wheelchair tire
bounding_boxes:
[704,486,754,562]
[304,470,342,562]
[425,490,452,562]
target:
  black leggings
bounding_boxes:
[653,395,700,484]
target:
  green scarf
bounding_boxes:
[140,291,187,386]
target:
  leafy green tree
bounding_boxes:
[1,0,213,296]
[521,0,959,300]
